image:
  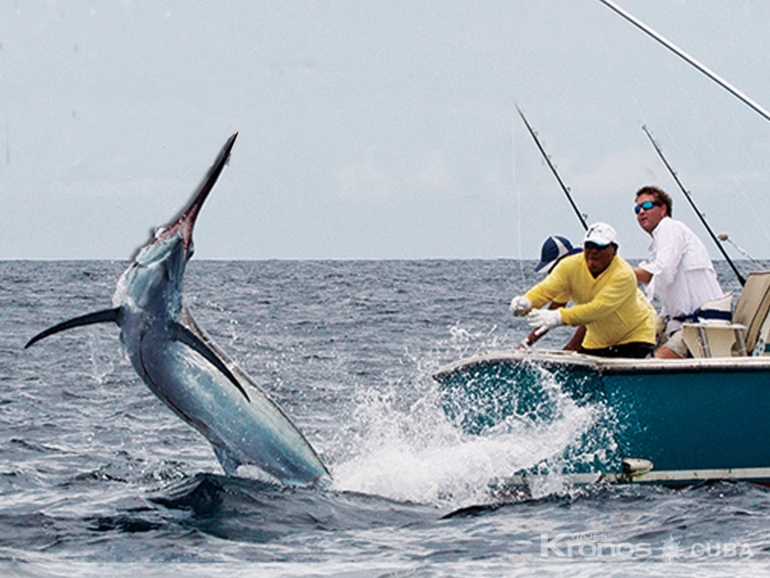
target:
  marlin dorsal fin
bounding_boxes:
[167,321,251,402]
[25,308,121,349]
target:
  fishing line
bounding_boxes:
[512,105,589,344]
[667,60,770,259]
[513,117,526,287]
[704,105,770,252]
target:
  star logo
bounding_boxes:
[661,535,681,562]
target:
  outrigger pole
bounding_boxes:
[641,125,746,286]
[516,106,588,230]
[596,0,770,126]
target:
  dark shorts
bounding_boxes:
[579,342,655,359]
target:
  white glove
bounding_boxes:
[528,308,563,330]
[509,295,532,317]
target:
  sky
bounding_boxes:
[3,0,770,260]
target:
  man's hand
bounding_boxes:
[634,267,653,285]
[509,295,532,317]
[528,308,563,330]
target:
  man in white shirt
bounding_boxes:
[633,186,724,358]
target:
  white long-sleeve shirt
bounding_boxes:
[638,217,723,333]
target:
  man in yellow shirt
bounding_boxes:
[510,222,656,358]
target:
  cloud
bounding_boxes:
[335,150,454,201]
[2,177,184,203]
[570,146,662,198]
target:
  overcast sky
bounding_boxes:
[3,0,770,260]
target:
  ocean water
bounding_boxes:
[2,259,769,576]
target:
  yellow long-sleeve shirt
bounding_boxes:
[524,253,656,349]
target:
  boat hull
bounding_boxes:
[434,350,770,485]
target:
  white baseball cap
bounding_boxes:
[583,222,618,248]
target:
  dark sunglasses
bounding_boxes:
[584,241,610,251]
[634,200,660,214]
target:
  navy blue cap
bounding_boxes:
[535,235,582,273]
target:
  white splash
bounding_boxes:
[330,365,601,508]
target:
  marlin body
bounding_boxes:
[26,133,330,486]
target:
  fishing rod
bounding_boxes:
[596,0,770,126]
[515,106,589,348]
[516,105,588,230]
[641,124,746,286]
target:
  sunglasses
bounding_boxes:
[634,200,660,214]
[584,241,610,251]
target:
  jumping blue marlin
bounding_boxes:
[26,133,331,487]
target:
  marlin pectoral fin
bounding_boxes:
[25,307,121,349]
[168,321,251,402]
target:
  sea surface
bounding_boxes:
[2,259,769,576]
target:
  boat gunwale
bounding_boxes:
[433,349,770,379]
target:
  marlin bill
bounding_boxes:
[25,133,331,487]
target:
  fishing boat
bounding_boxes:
[433,271,770,486]
[465,1,770,488]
